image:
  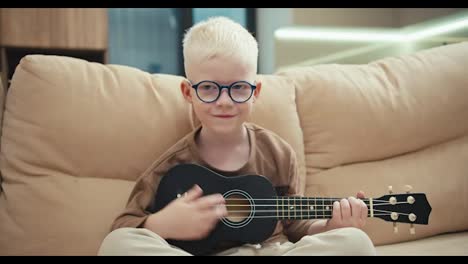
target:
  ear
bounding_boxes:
[180,80,193,103]
[252,81,262,102]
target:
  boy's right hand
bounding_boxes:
[144,184,227,240]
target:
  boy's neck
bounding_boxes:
[198,123,248,149]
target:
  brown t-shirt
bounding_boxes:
[111,122,313,245]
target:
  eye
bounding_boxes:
[199,84,217,91]
[231,83,250,91]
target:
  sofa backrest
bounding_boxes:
[278,41,468,245]
[0,76,5,191]
[0,55,304,255]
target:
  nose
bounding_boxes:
[216,89,233,105]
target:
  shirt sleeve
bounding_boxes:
[281,149,315,242]
[110,158,170,231]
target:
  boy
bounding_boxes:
[98,17,376,256]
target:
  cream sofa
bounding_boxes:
[0,42,467,256]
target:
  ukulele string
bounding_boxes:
[222,209,410,215]
[223,201,410,207]
[224,198,391,203]
[223,213,394,219]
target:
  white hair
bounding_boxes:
[182,16,258,77]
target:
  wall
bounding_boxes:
[108,8,181,75]
[291,8,465,27]
[256,8,292,74]
[292,8,398,28]
[397,8,465,26]
[272,8,468,71]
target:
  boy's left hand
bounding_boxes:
[326,191,368,230]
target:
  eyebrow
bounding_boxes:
[200,80,254,84]
[211,80,238,84]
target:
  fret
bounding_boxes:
[300,197,304,220]
[293,197,296,219]
[314,197,317,219]
[295,197,299,220]
[291,197,294,219]
[297,197,300,219]
[284,196,288,219]
[303,197,306,220]
[276,195,280,219]
[281,197,285,220]
[300,198,305,219]
[292,197,295,219]
[321,199,327,219]
[290,197,296,219]
[322,198,325,219]
[325,199,333,218]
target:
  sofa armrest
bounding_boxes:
[0,73,5,193]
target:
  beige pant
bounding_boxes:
[98,227,376,256]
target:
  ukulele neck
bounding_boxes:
[270,196,372,220]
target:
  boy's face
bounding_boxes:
[181,57,262,135]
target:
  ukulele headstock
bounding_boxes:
[371,185,432,235]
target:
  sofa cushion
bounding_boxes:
[376,231,468,256]
[0,75,6,189]
[280,42,468,170]
[0,175,134,255]
[2,55,196,182]
[306,133,468,245]
[252,75,306,193]
[0,55,198,255]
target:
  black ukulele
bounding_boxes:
[148,163,432,255]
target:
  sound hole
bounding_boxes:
[225,194,251,222]
[222,189,254,228]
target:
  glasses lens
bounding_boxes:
[230,82,253,102]
[196,82,219,102]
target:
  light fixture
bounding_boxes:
[275,28,403,42]
[406,17,468,41]
[275,14,468,43]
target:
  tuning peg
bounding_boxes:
[393,222,398,233]
[388,185,393,194]
[405,185,413,193]
[410,224,415,235]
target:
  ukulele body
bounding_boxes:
[149,163,278,255]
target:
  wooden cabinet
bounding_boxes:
[0,8,108,88]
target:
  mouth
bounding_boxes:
[213,115,236,119]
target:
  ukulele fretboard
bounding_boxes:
[259,197,372,220]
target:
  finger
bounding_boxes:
[348,197,361,221]
[360,199,368,224]
[194,193,225,209]
[183,184,203,201]
[357,191,366,199]
[340,198,351,220]
[205,204,228,224]
[332,201,342,222]
[214,203,228,218]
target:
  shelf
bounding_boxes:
[0,46,106,87]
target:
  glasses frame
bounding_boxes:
[190,80,257,103]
